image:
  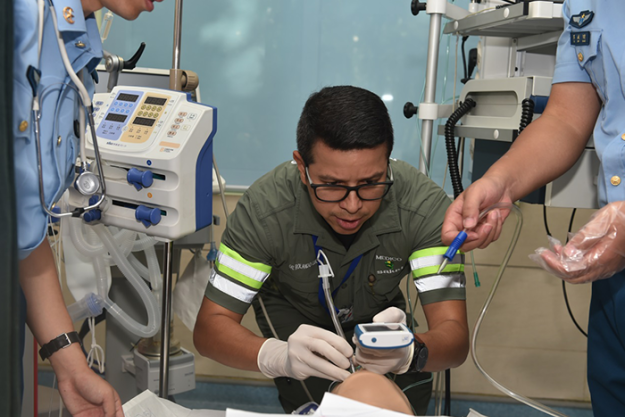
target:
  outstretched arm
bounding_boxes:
[443,82,601,252]
[20,240,124,417]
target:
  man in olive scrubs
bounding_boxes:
[194,86,469,414]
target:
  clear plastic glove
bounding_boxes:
[353,307,414,375]
[257,324,352,381]
[529,202,625,284]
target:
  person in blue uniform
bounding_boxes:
[14,0,161,415]
[441,1,625,415]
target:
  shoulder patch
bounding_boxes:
[570,10,594,28]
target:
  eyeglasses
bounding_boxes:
[305,165,394,203]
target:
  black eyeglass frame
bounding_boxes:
[305,164,394,203]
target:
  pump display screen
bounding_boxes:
[133,117,156,127]
[145,96,167,106]
[117,93,139,102]
[105,113,128,123]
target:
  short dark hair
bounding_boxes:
[296,86,394,165]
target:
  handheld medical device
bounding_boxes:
[84,85,216,240]
[355,323,414,350]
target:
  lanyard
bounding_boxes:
[312,235,362,315]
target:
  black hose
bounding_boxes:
[518,98,535,135]
[442,99,476,413]
[461,36,469,83]
[445,98,476,199]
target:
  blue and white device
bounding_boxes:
[355,323,414,350]
[85,85,216,240]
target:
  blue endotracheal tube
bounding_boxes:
[437,230,468,274]
[437,202,516,274]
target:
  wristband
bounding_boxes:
[39,331,81,361]
[406,336,428,373]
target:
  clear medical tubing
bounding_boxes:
[145,244,162,303]
[133,234,158,252]
[322,275,346,341]
[68,217,134,257]
[92,224,160,337]
[128,253,151,280]
[471,202,569,417]
[317,249,356,374]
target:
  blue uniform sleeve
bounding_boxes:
[13,0,102,260]
[553,0,593,85]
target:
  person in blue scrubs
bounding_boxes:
[14,0,162,415]
[441,1,625,415]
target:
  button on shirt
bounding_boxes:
[553,0,625,207]
[13,0,102,259]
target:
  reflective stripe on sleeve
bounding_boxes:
[409,247,465,291]
[216,244,272,290]
[413,273,466,294]
[209,269,257,303]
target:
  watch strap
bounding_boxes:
[39,331,81,361]
[406,336,428,373]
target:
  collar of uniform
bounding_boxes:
[292,168,402,263]
[51,0,87,33]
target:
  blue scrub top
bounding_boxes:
[553,0,625,207]
[13,0,103,260]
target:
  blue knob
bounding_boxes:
[83,209,102,223]
[127,168,154,191]
[89,195,99,206]
[135,205,161,228]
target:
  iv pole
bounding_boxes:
[159,0,184,399]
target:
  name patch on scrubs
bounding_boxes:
[571,31,591,46]
[570,10,594,28]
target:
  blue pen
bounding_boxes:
[437,230,468,274]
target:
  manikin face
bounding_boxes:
[294,141,390,235]
[82,0,163,20]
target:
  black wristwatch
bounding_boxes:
[406,336,428,373]
[39,332,81,361]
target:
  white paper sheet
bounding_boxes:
[123,390,225,417]
[122,389,480,417]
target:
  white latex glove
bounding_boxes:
[353,307,414,375]
[257,324,353,381]
[529,202,625,284]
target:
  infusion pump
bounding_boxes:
[85,86,216,240]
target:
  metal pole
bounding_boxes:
[158,241,175,398]
[172,0,183,70]
[419,11,443,174]
[169,0,184,91]
[160,0,184,398]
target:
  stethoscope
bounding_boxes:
[30,0,106,218]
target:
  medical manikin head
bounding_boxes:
[332,370,414,415]
[81,0,163,20]
[293,86,394,235]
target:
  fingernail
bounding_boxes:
[464,218,476,229]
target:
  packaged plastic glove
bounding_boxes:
[353,307,414,374]
[529,201,625,284]
[173,250,211,331]
[257,324,353,381]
